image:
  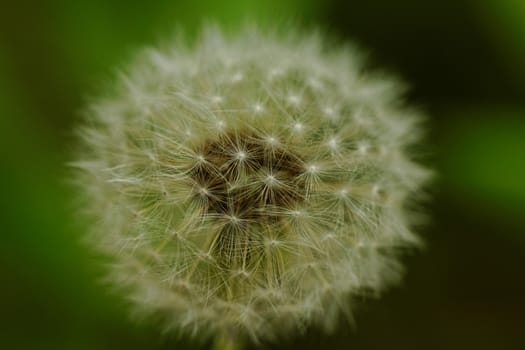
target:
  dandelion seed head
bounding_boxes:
[74,26,432,346]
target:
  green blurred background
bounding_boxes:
[1,1,524,349]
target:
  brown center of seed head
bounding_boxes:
[191,131,306,219]
[189,131,306,267]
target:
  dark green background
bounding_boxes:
[1,1,524,349]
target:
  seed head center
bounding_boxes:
[190,131,305,222]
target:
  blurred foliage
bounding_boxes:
[1,0,524,349]
[441,107,525,231]
[475,0,525,85]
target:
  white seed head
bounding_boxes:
[74,26,432,346]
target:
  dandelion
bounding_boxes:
[74,26,431,349]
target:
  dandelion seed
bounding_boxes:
[288,95,300,105]
[253,103,264,113]
[265,136,278,145]
[268,68,283,80]
[307,164,319,173]
[292,122,304,132]
[211,95,223,104]
[323,106,335,117]
[235,151,247,161]
[328,137,338,150]
[231,72,244,83]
